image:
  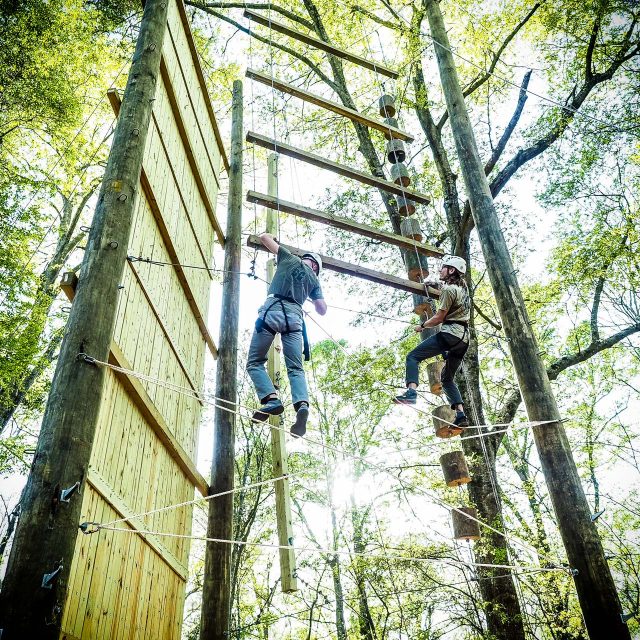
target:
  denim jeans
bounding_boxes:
[246,299,308,406]
[405,331,468,407]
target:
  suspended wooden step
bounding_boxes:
[400,216,423,242]
[247,191,443,258]
[247,235,441,296]
[440,451,471,487]
[427,360,445,394]
[244,10,399,79]
[413,293,433,316]
[246,70,413,143]
[405,250,430,281]
[246,132,431,206]
[432,405,463,438]
[452,507,481,541]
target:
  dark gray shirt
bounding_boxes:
[268,246,323,306]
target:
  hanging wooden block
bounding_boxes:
[440,451,471,487]
[383,117,401,139]
[397,194,416,216]
[432,405,462,438]
[412,294,432,316]
[379,94,396,117]
[400,216,422,242]
[390,162,411,187]
[386,139,406,164]
[452,507,481,541]
[405,250,429,281]
[427,360,445,394]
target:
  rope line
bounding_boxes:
[81,356,556,554]
[82,524,574,575]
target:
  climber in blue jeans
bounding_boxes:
[395,255,470,428]
[247,232,327,437]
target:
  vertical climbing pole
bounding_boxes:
[265,153,298,593]
[423,1,630,637]
[200,80,243,640]
[0,2,169,637]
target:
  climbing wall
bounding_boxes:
[60,1,227,637]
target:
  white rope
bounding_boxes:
[86,524,574,576]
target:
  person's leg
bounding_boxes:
[440,338,469,427]
[395,334,443,404]
[246,327,283,418]
[281,331,309,436]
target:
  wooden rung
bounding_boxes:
[244,10,399,79]
[246,69,413,143]
[247,191,443,258]
[247,235,440,296]
[246,132,430,206]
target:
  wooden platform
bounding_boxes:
[247,190,443,257]
[246,69,412,142]
[246,132,431,205]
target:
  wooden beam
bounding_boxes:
[60,273,209,498]
[87,468,189,581]
[264,155,297,594]
[108,89,218,360]
[244,10,399,79]
[246,131,431,205]
[246,69,413,143]
[247,235,440,296]
[247,190,444,258]
[176,0,229,172]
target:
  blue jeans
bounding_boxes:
[246,299,308,407]
[405,331,468,408]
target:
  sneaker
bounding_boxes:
[252,397,284,422]
[454,411,469,428]
[290,405,309,438]
[394,388,417,405]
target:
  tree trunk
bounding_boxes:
[0,2,169,635]
[200,80,243,640]
[424,1,630,637]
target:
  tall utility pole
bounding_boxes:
[265,153,298,593]
[423,1,629,637]
[0,2,169,637]
[200,79,243,640]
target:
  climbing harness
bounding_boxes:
[256,293,311,361]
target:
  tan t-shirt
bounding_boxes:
[437,283,470,340]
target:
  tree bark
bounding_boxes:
[0,2,168,636]
[424,1,630,637]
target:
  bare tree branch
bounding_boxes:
[199,1,315,30]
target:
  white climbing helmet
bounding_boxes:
[302,252,323,275]
[442,255,467,274]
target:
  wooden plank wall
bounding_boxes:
[60,1,226,637]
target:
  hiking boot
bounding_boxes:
[252,397,284,422]
[290,404,309,438]
[454,411,469,429]
[394,388,417,405]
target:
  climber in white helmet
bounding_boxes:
[247,233,327,437]
[395,255,470,429]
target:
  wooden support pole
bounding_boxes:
[424,2,630,637]
[0,3,169,636]
[246,132,430,205]
[264,154,298,593]
[247,234,441,297]
[247,191,443,258]
[246,70,412,142]
[244,10,399,79]
[199,80,243,640]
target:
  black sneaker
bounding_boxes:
[290,405,309,438]
[454,411,469,428]
[394,389,417,405]
[252,397,285,422]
